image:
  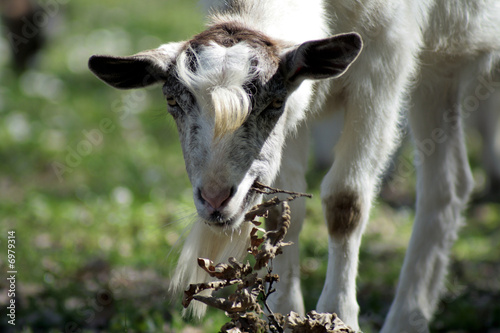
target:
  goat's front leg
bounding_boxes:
[265,122,309,317]
[316,36,418,331]
[316,96,401,331]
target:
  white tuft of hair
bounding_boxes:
[169,219,253,318]
[176,42,257,138]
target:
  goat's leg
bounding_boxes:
[381,69,474,333]
[316,86,408,331]
[316,26,420,330]
[476,86,500,196]
[316,97,402,330]
[265,121,309,316]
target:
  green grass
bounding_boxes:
[1,1,499,332]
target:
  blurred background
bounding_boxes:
[0,0,498,332]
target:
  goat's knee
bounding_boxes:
[322,190,364,238]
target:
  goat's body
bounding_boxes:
[89,0,500,331]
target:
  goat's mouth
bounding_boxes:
[203,180,262,228]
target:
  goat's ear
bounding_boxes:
[280,33,362,85]
[88,42,185,89]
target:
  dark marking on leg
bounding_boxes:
[324,191,362,237]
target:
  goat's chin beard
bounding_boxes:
[171,185,263,318]
[171,214,254,319]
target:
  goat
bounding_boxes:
[88,0,500,331]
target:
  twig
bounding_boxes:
[251,181,312,199]
[262,268,283,333]
[245,182,311,224]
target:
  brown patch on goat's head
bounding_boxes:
[323,191,362,238]
[189,22,281,79]
[186,22,283,85]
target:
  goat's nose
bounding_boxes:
[199,186,234,211]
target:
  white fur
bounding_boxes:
[204,0,329,43]
[90,0,500,331]
[195,1,500,331]
[176,42,256,137]
[170,219,253,317]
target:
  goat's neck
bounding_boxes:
[206,0,330,43]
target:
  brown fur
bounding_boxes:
[324,191,362,237]
[187,22,281,83]
[191,22,276,50]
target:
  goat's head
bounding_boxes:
[89,23,362,231]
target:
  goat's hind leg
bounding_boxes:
[475,78,500,197]
[381,65,475,333]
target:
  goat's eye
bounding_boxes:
[271,99,284,109]
[166,96,178,107]
[261,98,286,117]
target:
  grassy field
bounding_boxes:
[1,1,499,332]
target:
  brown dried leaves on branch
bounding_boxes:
[288,311,354,333]
[252,198,292,271]
[182,182,354,333]
[244,181,312,223]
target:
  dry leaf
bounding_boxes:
[287,311,355,333]
[181,182,352,333]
